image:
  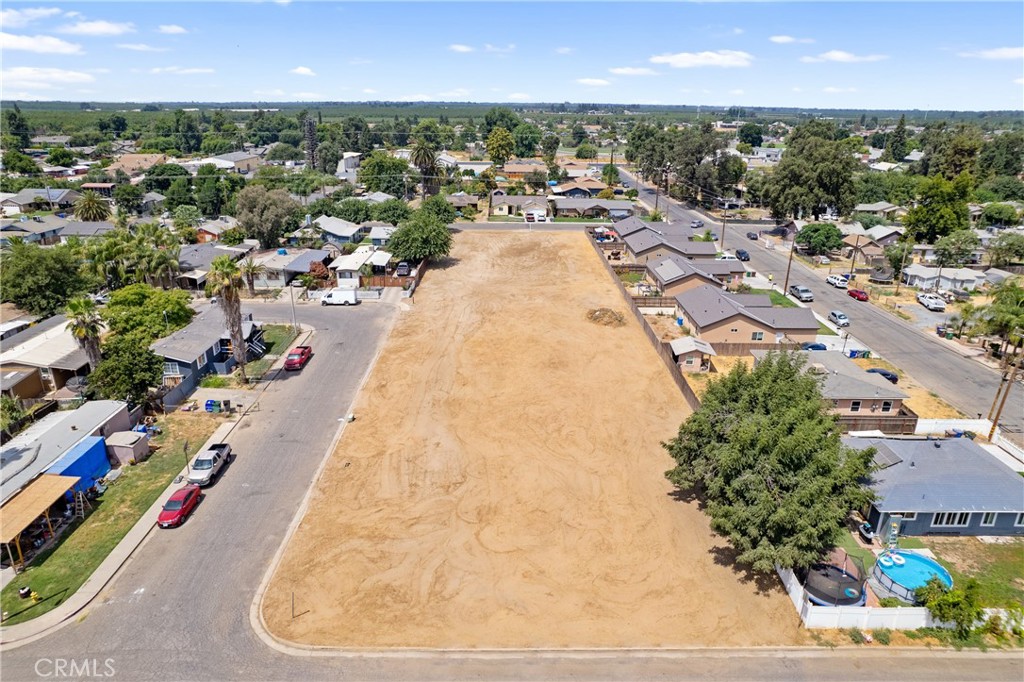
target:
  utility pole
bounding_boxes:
[894,244,910,294]
[720,210,728,252]
[782,231,796,293]
[988,352,1021,441]
[849,235,861,278]
[288,282,298,333]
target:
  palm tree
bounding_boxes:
[66,297,103,370]
[410,141,437,199]
[73,190,112,222]
[238,256,267,297]
[208,255,248,382]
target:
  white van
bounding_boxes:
[321,288,359,306]
[716,252,738,261]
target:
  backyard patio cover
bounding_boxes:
[0,474,79,544]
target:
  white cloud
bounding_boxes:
[292,92,322,99]
[729,89,745,95]
[254,88,285,96]
[577,78,611,86]
[448,44,474,53]
[290,66,316,76]
[555,46,573,55]
[506,92,531,101]
[58,20,135,36]
[732,27,744,35]
[438,87,470,98]
[362,88,377,94]
[117,43,168,52]
[770,35,814,44]
[958,46,1023,60]
[157,24,188,35]
[823,86,857,93]
[801,50,887,63]
[0,7,63,28]
[0,32,83,54]
[609,66,657,76]
[1016,78,1024,85]
[484,43,515,53]
[1,66,95,90]
[150,66,215,75]
[650,49,754,68]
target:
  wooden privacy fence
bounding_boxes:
[359,259,428,289]
[632,296,677,308]
[710,341,800,356]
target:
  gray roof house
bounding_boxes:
[0,215,67,246]
[647,254,746,296]
[847,436,1024,537]
[551,197,635,219]
[313,215,364,244]
[674,284,819,346]
[623,229,718,263]
[1,188,82,213]
[57,220,118,242]
[358,191,396,205]
[176,242,253,289]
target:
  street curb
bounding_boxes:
[0,324,316,650]
[249,309,401,657]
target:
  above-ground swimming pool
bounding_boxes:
[870,550,953,603]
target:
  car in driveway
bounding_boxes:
[826,274,848,289]
[735,249,750,261]
[848,288,869,301]
[917,292,946,312]
[746,231,758,240]
[789,284,814,302]
[828,310,850,327]
[158,485,201,528]
[716,251,738,261]
[284,345,312,370]
[801,342,828,351]
[866,368,899,384]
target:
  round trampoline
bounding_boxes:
[871,550,952,603]
[798,552,867,607]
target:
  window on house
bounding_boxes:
[1016,513,1024,527]
[881,401,893,413]
[684,357,695,365]
[932,512,970,527]
[890,512,917,521]
[850,400,862,413]
[162,362,180,376]
[751,331,764,341]
[981,512,997,526]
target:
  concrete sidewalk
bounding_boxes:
[0,325,314,648]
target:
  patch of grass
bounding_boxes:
[847,627,867,644]
[818,321,839,336]
[749,289,797,308]
[199,375,230,389]
[0,413,219,625]
[872,628,892,645]
[244,324,298,379]
[835,531,877,572]
[921,538,1024,608]
[618,272,644,284]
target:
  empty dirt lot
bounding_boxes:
[262,230,802,648]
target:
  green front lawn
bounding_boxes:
[0,413,219,625]
[750,289,797,308]
[245,324,298,379]
[818,322,839,336]
[922,538,1024,608]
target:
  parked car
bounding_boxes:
[788,285,814,302]
[746,231,758,240]
[848,289,869,301]
[321,288,359,306]
[828,310,850,327]
[735,249,750,261]
[395,261,411,277]
[187,443,231,487]
[866,368,899,384]
[158,485,201,528]
[801,342,828,351]
[284,345,312,370]
[690,219,704,228]
[716,252,738,261]
[916,292,946,312]
[816,255,832,265]
[826,274,848,289]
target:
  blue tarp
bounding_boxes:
[46,436,110,494]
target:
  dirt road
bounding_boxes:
[262,230,802,648]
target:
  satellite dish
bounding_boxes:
[65,376,88,395]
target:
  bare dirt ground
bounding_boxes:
[262,231,802,648]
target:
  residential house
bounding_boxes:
[57,220,118,242]
[550,178,609,198]
[0,215,67,246]
[358,191,396,205]
[674,284,819,346]
[250,248,331,288]
[901,264,987,292]
[1,368,45,401]
[868,162,903,173]
[213,151,260,173]
[79,182,115,198]
[489,193,549,218]
[842,235,886,266]
[329,245,392,284]
[501,160,548,180]
[551,197,634,219]
[984,268,1016,286]
[335,152,361,183]
[967,204,984,227]
[911,243,985,266]
[646,254,745,297]
[175,241,252,290]
[444,193,480,212]
[668,336,717,373]
[106,153,168,178]
[622,229,718,264]
[196,216,239,243]
[456,160,493,176]
[367,223,397,247]
[1,188,82,214]
[313,215,364,244]
[903,150,925,163]
[853,201,905,220]
[141,191,165,215]
[0,315,90,392]
[750,147,783,163]
[30,135,71,148]
[150,308,266,406]
[0,193,18,217]
[558,160,598,179]
[0,320,33,343]
[848,436,1024,537]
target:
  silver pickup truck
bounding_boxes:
[187,443,231,486]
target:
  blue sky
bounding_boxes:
[1,1,1022,110]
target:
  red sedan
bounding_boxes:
[158,485,200,528]
[848,289,869,301]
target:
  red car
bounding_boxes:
[158,485,200,528]
[284,345,312,370]
[848,289,869,301]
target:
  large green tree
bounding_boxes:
[481,107,522,138]
[0,240,88,316]
[486,127,515,166]
[902,172,972,243]
[663,352,876,573]
[208,256,248,382]
[987,232,1024,267]
[764,121,858,220]
[737,122,764,148]
[512,123,542,158]
[881,114,908,162]
[87,331,162,407]
[388,213,453,262]
[357,150,410,197]
[980,203,1020,227]
[74,190,112,222]
[796,222,844,256]
[419,194,456,224]
[113,183,144,215]
[102,284,194,338]
[335,198,372,224]
[235,184,300,248]
[934,230,981,270]
[371,198,412,225]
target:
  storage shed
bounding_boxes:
[106,431,150,467]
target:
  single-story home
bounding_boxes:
[195,216,240,243]
[675,285,819,346]
[1,188,82,214]
[669,336,717,373]
[0,367,44,401]
[150,308,265,406]
[107,153,168,177]
[141,191,165,215]
[367,223,397,247]
[329,246,392,283]
[0,215,67,246]
[984,268,1016,286]
[57,220,118,242]
[848,436,1024,537]
[335,151,361,183]
[558,160,598,179]
[489,193,550,218]
[647,254,745,297]
[313,215,364,244]
[901,263,988,292]
[551,197,635,219]
[853,201,905,220]
[251,248,331,288]
[842,235,886,265]
[0,315,91,392]
[212,151,260,173]
[550,179,608,198]
[623,229,718,264]
[501,160,548,179]
[912,243,985,266]
[176,242,252,290]
[358,191,396,205]
[444,193,480,211]
[80,182,115,198]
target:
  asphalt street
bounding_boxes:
[2,274,1021,681]
[620,170,1024,441]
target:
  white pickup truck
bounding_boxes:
[187,443,231,486]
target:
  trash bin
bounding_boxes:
[946,331,954,340]
[205,399,218,413]
[222,399,231,413]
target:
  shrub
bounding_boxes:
[878,597,906,608]
[847,628,867,644]
[871,629,892,645]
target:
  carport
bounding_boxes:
[0,474,80,567]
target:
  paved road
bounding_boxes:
[620,170,1024,440]
[3,282,1022,681]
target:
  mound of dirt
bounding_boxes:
[587,307,626,327]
